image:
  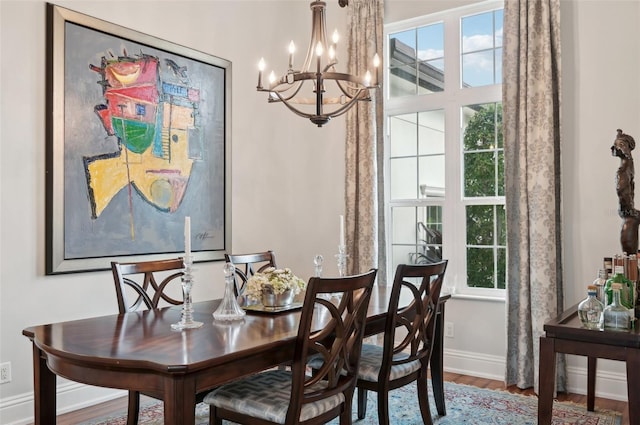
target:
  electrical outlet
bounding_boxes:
[0,362,11,384]
[444,322,454,338]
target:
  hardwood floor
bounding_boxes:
[50,372,629,424]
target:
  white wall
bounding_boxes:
[559,0,640,396]
[385,0,482,22]
[0,1,346,423]
[1,0,640,423]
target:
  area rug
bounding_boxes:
[80,381,622,425]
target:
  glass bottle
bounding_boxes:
[627,254,638,320]
[604,267,616,306]
[603,257,613,277]
[578,285,604,330]
[605,265,634,309]
[603,283,630,331]
[592,269,608,303]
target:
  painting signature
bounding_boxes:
[196,232,215,241]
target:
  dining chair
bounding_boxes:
[204,269,378,425]
[111,258,204,425]
[111,258,185,313]
[351,261,448,425]
[225,250,277,296]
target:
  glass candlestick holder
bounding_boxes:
[213,262,246,321]
[335,245,348,277]
[315,254,332,299]
[314,254,324,277]
[171,255,204,330]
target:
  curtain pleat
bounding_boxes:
[345,0,386,283]
[503,0,565,393]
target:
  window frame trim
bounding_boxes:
[383,0,505,298]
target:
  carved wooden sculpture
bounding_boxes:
[612,129,639,255]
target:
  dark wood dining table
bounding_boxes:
[538,303,640,423]
[23,287,450,424]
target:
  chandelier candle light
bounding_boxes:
[171,216,204,330]
[256,0,380,127]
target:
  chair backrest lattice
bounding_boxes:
[111,258,185,313]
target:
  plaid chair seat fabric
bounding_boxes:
[356,343,421,381]
[204,370,345,424]
[308,344,421,383]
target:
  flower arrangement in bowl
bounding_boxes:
[245,267,306,306]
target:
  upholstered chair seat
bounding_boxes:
[204,370,345,423]
[356,344,422,382]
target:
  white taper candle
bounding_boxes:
[185,216,191,258]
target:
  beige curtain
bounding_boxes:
[345,0,386,282]
[503,0,565,392]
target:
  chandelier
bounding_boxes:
[256,0,380,127]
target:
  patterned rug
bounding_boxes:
[80,381,622,425]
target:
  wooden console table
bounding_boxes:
[538,303,640,423]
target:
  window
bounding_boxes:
[385,1,505,297]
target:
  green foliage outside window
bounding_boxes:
[463,103,506,288]
[463,103,503,197]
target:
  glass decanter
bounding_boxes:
[213,262,246,321]
[578,285,604,330]
[603,283,630,331]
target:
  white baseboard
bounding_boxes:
[0,381,125,425]
[0,350,628,424]
[565,364,628,402]
[442,348,506,381]
[441,348,628,401]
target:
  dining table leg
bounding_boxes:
[626,348,640,423]
[431,303,446,416]
[537,336,556,425]
[164,377,196,425]
[32,344,56,425]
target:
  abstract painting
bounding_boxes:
[46,4,231,274]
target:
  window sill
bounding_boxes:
[445,291,506,303]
